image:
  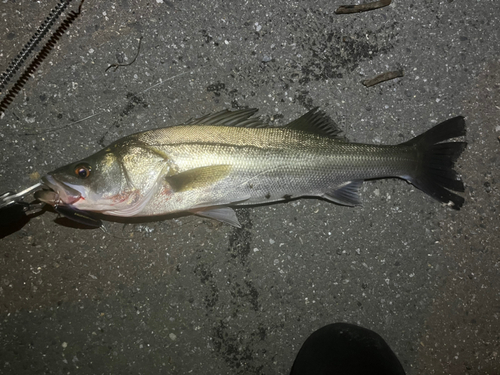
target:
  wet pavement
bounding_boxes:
[0,0,499,374]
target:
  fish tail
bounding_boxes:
[401,116,467,209]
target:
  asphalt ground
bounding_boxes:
[0,0,499,374]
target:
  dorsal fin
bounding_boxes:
[285,107,345,139]
[183,108,268,128]
[182,108,345,139]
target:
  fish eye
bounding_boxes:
[74,163,91,179]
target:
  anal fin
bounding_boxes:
[323,180,363,206]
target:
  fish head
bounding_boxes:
[36,147,131,213]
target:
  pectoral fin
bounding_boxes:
[323,180,363,206]
[165,165,232,192]
[193,207,241,227]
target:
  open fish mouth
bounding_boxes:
[35,175,83,206]
[33,176,103,228]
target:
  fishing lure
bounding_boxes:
[0,183,102,228]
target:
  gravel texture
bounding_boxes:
[0,0,499,374]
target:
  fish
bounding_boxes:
[34,108,466,228]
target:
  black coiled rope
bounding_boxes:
[0,0,73,91]
[0,0,84,114]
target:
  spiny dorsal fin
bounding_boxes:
[285,107,345,139]
[165,165,232,192]
[183,109,268,128]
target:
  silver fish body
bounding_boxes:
[132,126,412,211]
[35,108,466,227]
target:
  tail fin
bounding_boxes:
[401,116,467,209]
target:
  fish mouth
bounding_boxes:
[35,175,83,206]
